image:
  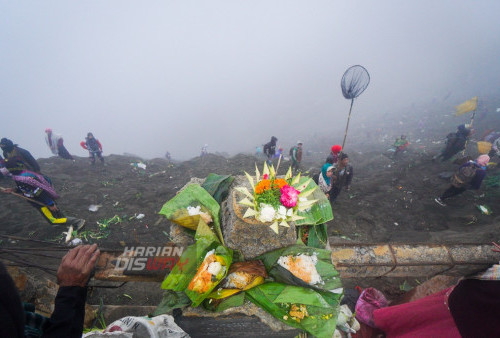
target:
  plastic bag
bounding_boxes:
[355,287,388,327]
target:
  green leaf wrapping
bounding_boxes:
[257,244,342,293]
[246,283,341,338]
[161,220,233,307]
[201,174,235,204]
[159,184,224,243]
[184,244,233,307]
[292,177,333,226]
[152,290,192,316]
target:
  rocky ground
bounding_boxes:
[1,97,500,333]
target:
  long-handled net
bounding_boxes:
[340,65,370,150]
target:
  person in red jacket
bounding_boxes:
[80,132,104,165]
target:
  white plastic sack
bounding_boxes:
[83,314,189,338]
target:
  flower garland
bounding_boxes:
[235,162,318,234]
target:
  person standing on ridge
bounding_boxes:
[326,144,342,164]
[45,128,74,160]
[290,141,303,171]
[263,136,277,165]
[80,132,104,165]
[329,153,354,203]
[0,138,41,173]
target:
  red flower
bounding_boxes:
[263,174,269,180]
[280,185,300,208]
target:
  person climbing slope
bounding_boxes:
[0,162,85,229]
[45,128,74,160]
[80,132,104,165]
[0,138,41,173]
[435,155,489,206]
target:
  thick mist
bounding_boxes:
[1,1,500,160]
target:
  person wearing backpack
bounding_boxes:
[435,154,489,206]
[290,141,303,171]
[433,124,472,162]
[263,136,277,165]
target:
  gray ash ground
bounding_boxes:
[2,100,500,306]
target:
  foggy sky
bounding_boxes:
[1,1,500,160]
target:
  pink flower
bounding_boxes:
[263,174,269,180]
[280,185,300,208]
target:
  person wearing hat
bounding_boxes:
[329,153,353,203]
[80,132,104,165]
[0,138,41,173]
[45,128,74,160]
[290,141,303,171]
[433,124,472,162]
[326,144,342,164]
[435,154,489,206]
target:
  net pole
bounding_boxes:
[341,99,355,151]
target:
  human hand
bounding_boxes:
[49,205,59,212]
[57,244,100,287]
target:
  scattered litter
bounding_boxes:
[415,139,421,143]
[387,164,391,168]
[64,225,74,243]
[70,238,83,246]
[130,162,147,170]
[113,201,120,206]
[145,224,149,229]
[432,141,442,144]
[394,222,399,226]
[119,241,126,246]
[149,170,166,178]
[170,176,173,179]
[399,280,413,292]
[477,205,492,215]
[123,294,133,300]
[136,213,145,219]
[88,204,102,212]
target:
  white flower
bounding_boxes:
[277,206,287,220]
[286,208,293,217]
[299,197,308,202]
[258,204,276,222]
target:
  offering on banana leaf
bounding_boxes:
[188,249,227,293]
[277,253,322,286]
[159,184,220,233]
[208,261,267,299]
[246,282,341,338]
[161,219,233,307]
[203,260,267,311]
[258,244,342,293]
[184,244,232,307]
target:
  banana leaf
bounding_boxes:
[292,177,333,226]
[203,291,246,312]
[257,244,342,293]
[161,219,233,307]
[152,290,191,316]
[201,173,235,204]
[161,220,219,291]
[304,224,328,249]
[246,282,341,338]
[159,184,223,243]
[184,243,233,307]
[206,260,268,300]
